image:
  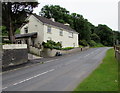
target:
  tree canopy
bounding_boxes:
[2,1,39,43]
[40,5,120,46]
[2,3,120,46]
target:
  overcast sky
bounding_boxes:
[33,0,119,31]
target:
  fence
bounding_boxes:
[114,46,120,62]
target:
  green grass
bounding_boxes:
[73,48,118,91]
[91,43,105,48]
[79,45,84,48]
[62,47,74,50]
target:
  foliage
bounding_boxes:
[113,31,120,45]
[40,5,70,24]
[88,40,96,47]
[91,43,104,48]
[79,40,88,46]
[95,24,114,46]
[40,5,91,42]
[42,40,62,50]
[62,47,74,50]
[15,29,20,34]
[0,26,8,36]
[2,1,39,43]
[40,5,120,47]
[73,48,118,91]
[91,33,100,43]
[71,13,91,41]
[2,40,11,44]
[79,45,84,48]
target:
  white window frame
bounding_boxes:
[69,32,73,38]
[47,26,51,33]
[59,29,63,36]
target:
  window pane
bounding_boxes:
[60,30,63,36]
[69,32,73,38]
[47,26,51,33]
[24,27,28,33]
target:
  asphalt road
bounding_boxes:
[2,47,111,91]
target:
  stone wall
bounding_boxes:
[2,44,28,68]
[29,46,41,56]
[41,47,89,58]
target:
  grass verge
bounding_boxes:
[73,48,118,92]
[91,43,105,48]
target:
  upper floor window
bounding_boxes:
[59,29,63,36]
[24,27,28,33]
[69,32,73,38]
[47,26,51,33]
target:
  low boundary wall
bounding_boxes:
[41,47,89,57]
[2,44,28,68]
[29,46,41,56]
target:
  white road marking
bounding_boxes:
[45,59,59,63]
[2,69,55,90]
[2,48,103,90]
[2,87,8,90]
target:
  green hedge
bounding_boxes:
[42,40,62,50]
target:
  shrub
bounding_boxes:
[79,45,83,48]
[42,40,62,50]
[91,33,100,43]
[62,47,74,50]
[79,40,88,46]
[0,26,8,36]
[88,40,96,47]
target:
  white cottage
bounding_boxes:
[16,14,79,49]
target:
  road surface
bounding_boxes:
[2,47,110,91]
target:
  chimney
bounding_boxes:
[64,23,70,26]
[50,18,55,22]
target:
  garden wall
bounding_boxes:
[41,46,89,57]
[29,46,41,56]
[2,44,28,68]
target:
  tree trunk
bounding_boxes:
[9,21,15,43]
[8,2,15,44]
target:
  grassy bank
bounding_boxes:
[73,48,118,91]
[91,43,105,48]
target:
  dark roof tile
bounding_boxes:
[15,32,37,39]
[33,14,77,33]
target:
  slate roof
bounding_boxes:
[33,14,77,33]
[15,32,37,39]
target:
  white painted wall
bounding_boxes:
[43,24,79,48]
[3,44,27,49]
[20,15,79,48]
[20,15,44,45]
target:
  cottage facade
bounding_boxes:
[16,14,79,48]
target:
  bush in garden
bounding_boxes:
[42,40,62,50]
[88,40,96,47]
[79,40,88,46]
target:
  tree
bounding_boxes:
[40,5,70,24]
[2,1,39,43]
[91,33,100,43]
[95,24,114,46]
[71,13,91,41]
[40,5,120,46]
[113,31,120,45]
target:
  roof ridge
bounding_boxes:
[32,14,77,33]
